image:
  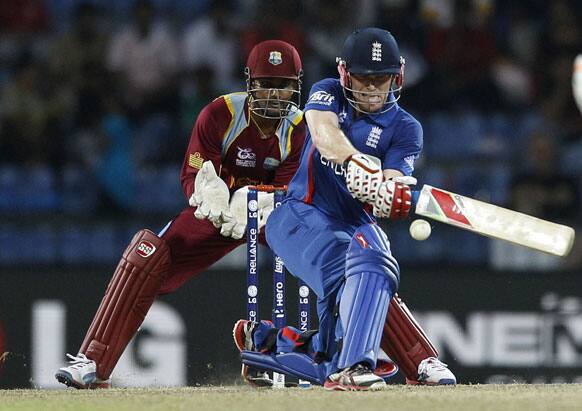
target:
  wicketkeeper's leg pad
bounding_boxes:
[380,294,438,381]
[79,229,171,380]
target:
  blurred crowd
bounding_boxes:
[1,0,582,268]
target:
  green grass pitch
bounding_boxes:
[1,385,581,411]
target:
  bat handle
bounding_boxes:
[411,190,420,207]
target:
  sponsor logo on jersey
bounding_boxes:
[269,51,283,66]
[320,155,347,177]
[236,147,256,167]
[372,41,382,62]
[136,240,156,257]
[366,126,382,148]
[338,110,347,124]
[188,152,204,169]
[263,157,280,170]
[308,91,335,106]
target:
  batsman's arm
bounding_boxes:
[305,110,358,164]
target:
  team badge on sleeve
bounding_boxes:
[269,51,283,65]
[188,152,204,169]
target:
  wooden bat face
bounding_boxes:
[415,185,575,257]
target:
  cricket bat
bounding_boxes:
[413,185,576,257]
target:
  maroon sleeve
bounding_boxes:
[180,97,231,199]
[271,119,306,187]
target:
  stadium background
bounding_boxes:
[0,0,581,388]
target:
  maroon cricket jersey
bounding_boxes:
[180,92,306,198]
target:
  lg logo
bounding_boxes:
[31,301,186,388]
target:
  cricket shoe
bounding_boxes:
[324,363,387,391]
[55,353,111,389]
[406,357,456,385]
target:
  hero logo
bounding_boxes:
[136,240,156,258]
[236,147,256,168]
[308,91,335,106]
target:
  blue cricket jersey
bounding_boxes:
[287,78,423,225]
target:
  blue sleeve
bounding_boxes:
[304,78,341,114]
[382,112,423,176]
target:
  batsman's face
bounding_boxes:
[350,74,393,113]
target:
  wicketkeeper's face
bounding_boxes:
[249,78,299,118]
[350,74,393,113]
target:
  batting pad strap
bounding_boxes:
[241,351,326,385]
[380,294,438,381]
[80,229,171,380]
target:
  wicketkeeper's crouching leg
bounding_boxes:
[55,229,171,388]
[381,294,456,385]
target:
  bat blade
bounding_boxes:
[415,185,575,257]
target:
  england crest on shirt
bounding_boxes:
[366,126,382,148]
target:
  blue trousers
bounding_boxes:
[266,199,364,361]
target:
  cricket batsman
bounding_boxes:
[234,28,456,391]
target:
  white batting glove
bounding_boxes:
[189,161,232,228]
[345,153,384,203]
[220,186,274,240]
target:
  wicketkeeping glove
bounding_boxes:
[189,161,232,228]
[220,186,274,240]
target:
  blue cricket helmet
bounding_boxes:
[337,28,405,114]
[341,28,401,75]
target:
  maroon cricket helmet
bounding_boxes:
[246,40,302,80]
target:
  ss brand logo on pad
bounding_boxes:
[136,240,156,257]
